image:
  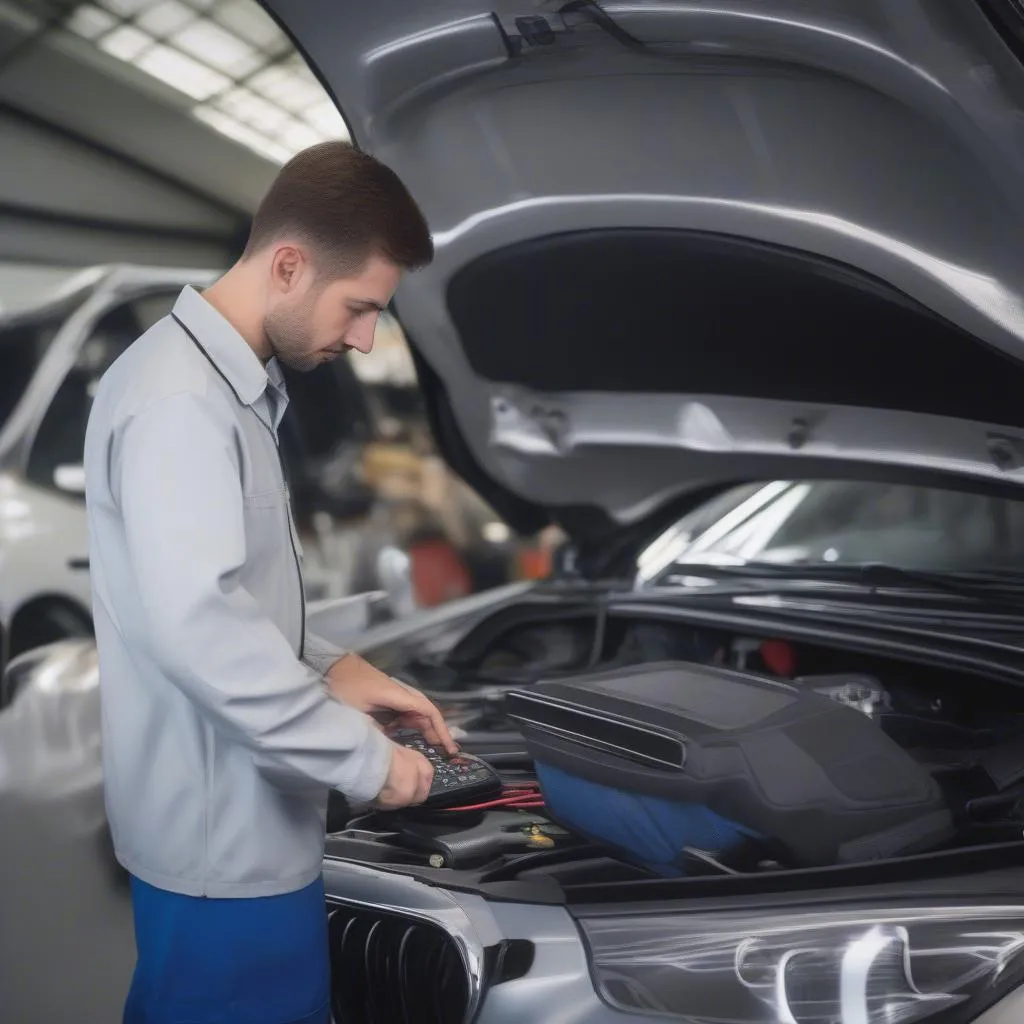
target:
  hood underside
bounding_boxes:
[263,0,1024,540]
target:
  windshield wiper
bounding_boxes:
[661,562,1024,613]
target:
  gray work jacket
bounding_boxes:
[83,286,392,898]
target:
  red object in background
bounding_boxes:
[517,546,552,580]
[760,639,797,677]
[408,538,473,607]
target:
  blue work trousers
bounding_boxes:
[123,875,331,1024]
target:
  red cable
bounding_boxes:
[448,797,545,811]
[440,780,545,813]
[443,794,546,812]
[448,802,545,812]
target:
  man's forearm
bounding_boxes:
[325,652,392,696]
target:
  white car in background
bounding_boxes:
[0,264,410,669]
[0,265,216,665]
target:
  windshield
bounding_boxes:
[644,480,1024,581]
[0,315,63,432]
[0,281,99,436]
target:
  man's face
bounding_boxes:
[263,253,401,372]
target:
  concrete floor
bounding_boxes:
[0,673,136,1022]
[0,807,136,1022]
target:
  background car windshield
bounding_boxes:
[24,290,376,501]
[0,314,65,433]
[0,280,104,435]
[653,480,1024,576]
[24,296,168,491]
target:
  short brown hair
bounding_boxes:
[243,141,433,274]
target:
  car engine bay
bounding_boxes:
[332,601,1024,894]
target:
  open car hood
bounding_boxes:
[264,0,1024,546]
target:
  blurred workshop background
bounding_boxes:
[0,0,563,669]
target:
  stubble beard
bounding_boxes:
[263,296,320,373]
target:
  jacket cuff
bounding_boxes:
[333,721,393,803]
[302,630,348,677]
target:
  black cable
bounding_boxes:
[558,0,651,52]
[588,598,609,667]
[477,750,533,768]
[478,842,607,882]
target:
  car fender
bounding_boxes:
[0,474,91,632]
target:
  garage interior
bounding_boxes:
[0,3,536,1019]
[4,3,1024,1024]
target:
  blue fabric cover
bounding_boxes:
[535,762,756,876]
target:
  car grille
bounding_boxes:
[328,905,471,1024]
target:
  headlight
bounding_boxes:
[579,905,1024,1023]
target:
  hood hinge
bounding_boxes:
[491,393,572,455]
[493,10,571,55]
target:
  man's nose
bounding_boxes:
[345,318,376,355]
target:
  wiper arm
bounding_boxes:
[664,561,1024,612]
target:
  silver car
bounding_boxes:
[9,0,1024,1021]
[0,266,215,662]
[0,265,402,668]
[267,1,1024,1021]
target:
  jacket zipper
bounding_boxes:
[172,313,306,659]
[263,419,306,661]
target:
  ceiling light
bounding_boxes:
[98,0,159,15]
[193,105,293,163]
[218,87,289,133]
[172,18,261,76]
[280,121,322,151]
[136,0,196,36]
[137,43,230,100]
[306,100,347,136]
[248,65,326,114]
[99,24,154,61]
[212,0,289,52]
[66,5,119,39]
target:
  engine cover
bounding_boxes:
[504,662,953,872]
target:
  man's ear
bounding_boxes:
[269,245,309,294]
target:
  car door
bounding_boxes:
[3,291,182,657]
[25,290,180,501]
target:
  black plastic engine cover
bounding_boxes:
[505,662,954,867]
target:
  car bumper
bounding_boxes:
[322,858,617,1023]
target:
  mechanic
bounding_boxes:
[83,142,452,1024]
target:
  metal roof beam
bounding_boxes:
[0,2,276,214]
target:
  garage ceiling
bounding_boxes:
[0,0,346,268]
[61,0,348,164]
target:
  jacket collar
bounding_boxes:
[172,285,271,407]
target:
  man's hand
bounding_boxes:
[374,744,434,809]
[325,653,458,755]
